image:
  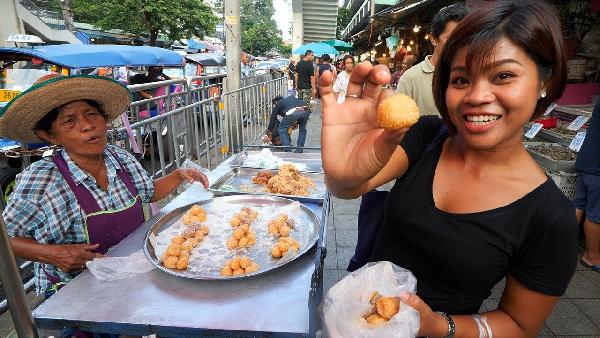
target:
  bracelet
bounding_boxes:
[436,311,456,338]
[472,314,487,338]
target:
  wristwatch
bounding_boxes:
[436,311,456,338]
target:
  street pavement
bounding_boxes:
[300,103,600,338]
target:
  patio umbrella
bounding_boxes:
[185,52,226,66]
[323,39,354,52]
[292,42,339,56]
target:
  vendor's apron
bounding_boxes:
[43,152,145,338]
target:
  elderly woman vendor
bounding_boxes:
[0,75,208,297]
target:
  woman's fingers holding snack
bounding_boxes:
[362,65,392,102]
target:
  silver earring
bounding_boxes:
[540,91,547,98]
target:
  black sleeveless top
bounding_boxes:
[370,116,578,314]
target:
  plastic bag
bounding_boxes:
[86,250,156,281]
[323,261,420,338]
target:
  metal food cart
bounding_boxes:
[30,153,329,337]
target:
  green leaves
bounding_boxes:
[240,0,282,55]
[72,0,218,46]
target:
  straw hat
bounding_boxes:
[0,75,131,143]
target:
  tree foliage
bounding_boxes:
[72,0,218,46]
[336,7,352,39]
[240,0,283,55]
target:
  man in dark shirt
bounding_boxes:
[130,66,171,100]
[266,95,310,152]
[295,50,315,107]
[575,99,600,272]
[288,60,296,89]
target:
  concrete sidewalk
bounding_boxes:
[300,105,600,337]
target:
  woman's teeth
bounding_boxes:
[465,115,500,125]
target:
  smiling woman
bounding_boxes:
[319,0,577,337]
[0,75,209,322]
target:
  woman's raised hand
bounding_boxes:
[319,61,407,189]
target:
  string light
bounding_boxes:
[413,25,421,33]
[407,46,412,52]
[424,34,429,40]
[410,40,414,45]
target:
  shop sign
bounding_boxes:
[569,132,586,152]
[567,115,590,131]
[525,123,543,139]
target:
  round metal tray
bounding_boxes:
[143,195,320,280]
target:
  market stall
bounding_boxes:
[32,150,329,337]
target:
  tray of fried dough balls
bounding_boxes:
[143,195,320,280]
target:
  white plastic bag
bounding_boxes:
[323,261,420,338]
[86,250,156,281]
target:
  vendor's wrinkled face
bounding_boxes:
[38,100,108,157]
[344,58,354,72]
[446,38,545,150]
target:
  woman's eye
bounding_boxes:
[494,72,515,82]
[451,76,469,86]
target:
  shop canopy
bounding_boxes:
[292,42,339,57]
[0,44,184,69]
[323,39,354,52]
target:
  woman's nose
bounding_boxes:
[464,81,494,106]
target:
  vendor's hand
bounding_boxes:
[319,61,408,188]
[400,293,449,338]
[50,243,103,272]
[177,168,209,188]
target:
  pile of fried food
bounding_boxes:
[267,213,295,237]
[221,256,260,276]
[271,236,300,258]
[162,205,210,270]
[363,292,401,325]
[226,207,258,250]
[252,164,315,196]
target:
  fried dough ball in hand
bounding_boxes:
[377,93,419,130]
[366,313,387,325]
[375,296,400,320]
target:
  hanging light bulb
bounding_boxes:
[413,25,421,33]
[407,46,412,52]
[410,40,414,45]
[424,34,429,40]
[383,53,387,58]
[400,39,404,45]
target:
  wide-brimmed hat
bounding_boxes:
[0,75,131,143]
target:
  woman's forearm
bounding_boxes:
[450,310,530,338]
[10,237,56,265]
[151,170,184,202]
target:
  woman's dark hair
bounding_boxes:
[430,4,470,39]
[272,95,284,105]
[322,54,331,62]
[432,0,566,135]
[342,55,354,64]
[34,100,107,132]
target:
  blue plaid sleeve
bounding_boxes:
[108,145,155,203]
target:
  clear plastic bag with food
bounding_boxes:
[86,250,156,281]
[323,261,420,338]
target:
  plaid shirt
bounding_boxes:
[3,145,154,294]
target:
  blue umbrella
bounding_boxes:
[293,42,339,56]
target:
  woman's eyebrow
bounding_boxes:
[450,59,524,73]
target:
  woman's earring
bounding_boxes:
[540,91,547,98]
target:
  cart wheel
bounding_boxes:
[0,168,19,208]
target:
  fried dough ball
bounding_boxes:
[279,225,290,237]
[190,205,205,216]
[365,313,387,325]
[181,241,194,252]
[375,296,400,320]
[179,250,190,258]
[376,93,420,130]
[221,265,233,276]
[239,257,251,269]
[201,225,209,235]
[172,235,185,245]
[229,217,241,227]
[182,214,193,225]
[229,257,241,270]
[233,268,245,275]
[245,262,259,273]
[233,228,245,240]
[227,238,238,249]
[164,256,178,269]
[238,237,249,247]
[166,243,181,256]
[176,256,189,270]
[194,230,205,241]
[271,246,282,258]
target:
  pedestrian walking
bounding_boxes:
[332,55,354,104]
[295,50,315,107]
